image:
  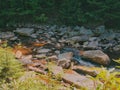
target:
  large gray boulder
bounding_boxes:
[15,28,34,36]
[81,50,110,65]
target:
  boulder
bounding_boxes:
[113,45,120,51]
[72,65,101,76]
[69,35,89,42]
[79,26,93,36]
[83,41,99,49]
[81,50,110,65]
[0,32,15,39]
[63,70,101,90]
[58,52,73,60]
[48,65,64,76]
[57,59,71,69]
[49,66,101,90]
[19,55,33,64]
[93,25,106,36]
[15,28,34,36]
[58,52,73,69]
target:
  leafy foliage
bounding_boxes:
[95,68,120,90]
[0,0,120,28]
[0,47,24,83]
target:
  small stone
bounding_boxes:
[37,48,51,54]
[10,36,18,40]
[48,55,58,61]
[55,43,61,49]
[113,45,120,51]
[55,50,60,55]
[30,34,37,38]
[15,50,22,59]
[35,54,46,59]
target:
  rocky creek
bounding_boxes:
[0,24,120,89]
[0,25,120,67]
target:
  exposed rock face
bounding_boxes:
[81,50,110,65]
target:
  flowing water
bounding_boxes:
[61,47,120,68]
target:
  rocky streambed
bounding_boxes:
[0,25,120,89]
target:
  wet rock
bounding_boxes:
[63,70,100,90]
[81,50,110,65]
[15,28,34,36]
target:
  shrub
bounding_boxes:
[0,47,24,83]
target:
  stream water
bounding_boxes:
[61,47,120,68]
